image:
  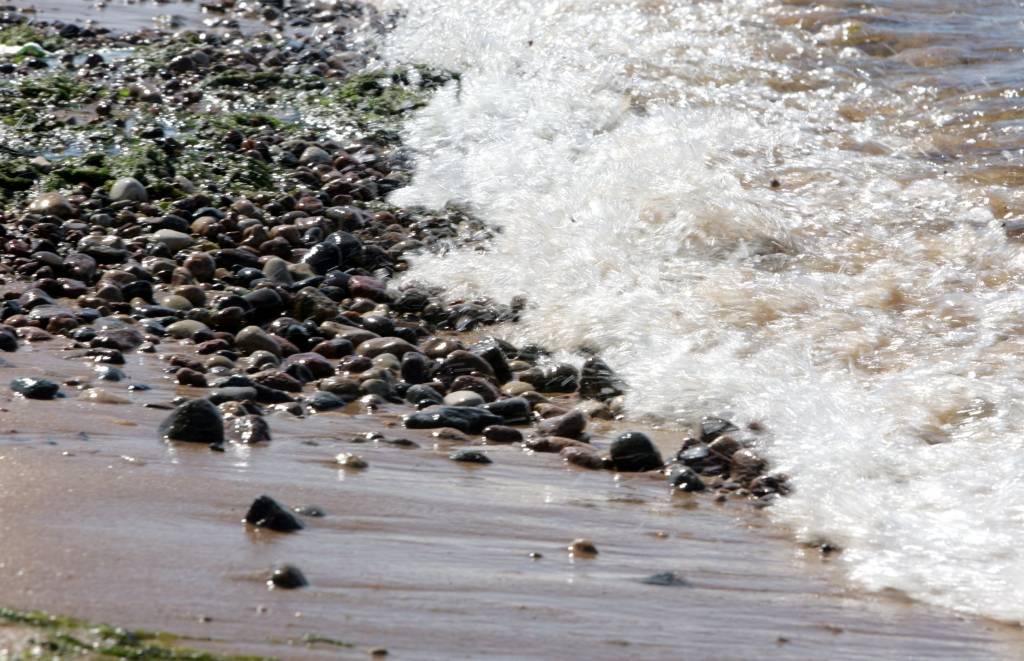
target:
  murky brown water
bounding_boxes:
[0,338,1018,658]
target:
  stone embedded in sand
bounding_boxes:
[245,495,303,532]
[78,388,130,404]
[158,398,224,443]
[568,538,598,557]
[450,449,492,464]
[335,452,368,469]
[482,425,523,444]
[561,446,606,469]
[109,176,148,203]
[667,466,706,492]
[268,564,308,589]
[640,571,691,587]
[481,396,531,424]
[537,409,586,439]
[306,391,350,411]
[233,415,271,443]
[10,377,60,400]
[404,405,504,435]
[609,432,663,472]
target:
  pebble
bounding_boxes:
[481,425,523,443]
[268,564,308,589]
[245,495,304,532]
[537,409,586,439]
[336,452,368,469]
[233,415,272,443]
[158,398,225,443]
[10,377,60,400]
[609,432,664,472]
[450,449,492,464]
[404,405,503,434]
[568,538,598,557]
[109,177,148,203]
[443,390,485,407]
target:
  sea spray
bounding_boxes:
[383,0,1024,621]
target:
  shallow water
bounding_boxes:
[0,339,1018,659]
[383,0,1024,623]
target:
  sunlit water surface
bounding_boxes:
[381,0,1024,622]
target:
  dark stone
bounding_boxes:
[518,363,579,393]
[433,350,495,386]
[537,409,586,439]
[472,340,512,384]
[404,383,444,406]
[244,495,303,532]
[269,564,308,589]
[579,356,625,400]
[90,328,145,351]
[482,425,523,443]
[609,432,663,472]
[10,377,60,400]
[233,415,271,443]
[450,449,492,464]
[158,398,224,443]
[481,396,531,424]
[301,241,342,275]
[667,466,706,492]
[640,571,691,587]
[404,405,504,435]
[95,365,125,382]
[700,416,738,443]
[306,391,350,411]
[282,352,334,379]
[400,352,431,384]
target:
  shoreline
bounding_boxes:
[0,0,1019,657]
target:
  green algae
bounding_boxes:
[0,607,274,660]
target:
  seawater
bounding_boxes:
[380,0,1024,622]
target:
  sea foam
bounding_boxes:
[381,0,1024,621]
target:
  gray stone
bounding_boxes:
[109,176,148,203]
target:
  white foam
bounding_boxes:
[381,0,1024,621]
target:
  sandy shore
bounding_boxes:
[0,342,1017,659]
[0,1,1020,658]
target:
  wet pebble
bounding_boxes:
[450,449,492,464]
[268,564,308,589]
[245,495,303,532]
[609,432,663,472]
[10,377,60,400]
[159,398,225,443]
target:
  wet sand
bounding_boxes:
[0,340,1019,659]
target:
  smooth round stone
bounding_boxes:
[482,425,523,443]
[501,381,535,397]
[109,176,148,203]
[299,145,331,165]
[372,353,401,371]
[360,378,393,398]
[155,293,193,311]
[28,192,73,217]
[609,432,664,472]
[355,337,417,359]
[152,229,193,253]
[443,390,485,408]
[166,319,210,340]
[158,398,224,443]
[10,377,60,400]
[235,326,281,357]
[404,383,443,406]
[268,564,308,589]
[537,409,587,439]
[204,355,235,370]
